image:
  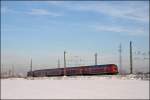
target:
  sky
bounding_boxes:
[1,1,149,74]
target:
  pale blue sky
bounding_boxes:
[1,1,149,74]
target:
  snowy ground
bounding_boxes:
[1,75,149,99]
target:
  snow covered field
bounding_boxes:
[1,75,149,99]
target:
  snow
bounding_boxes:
[1,75,149,99]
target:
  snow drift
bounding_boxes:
[1,75,149,99]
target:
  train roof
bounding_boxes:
[28,64,117,73]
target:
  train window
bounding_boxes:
[46,71,49,75]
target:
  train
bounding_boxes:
[27,64,118,77]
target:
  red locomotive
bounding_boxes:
[27,64,118,77]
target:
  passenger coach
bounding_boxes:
[27,64,118,77]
